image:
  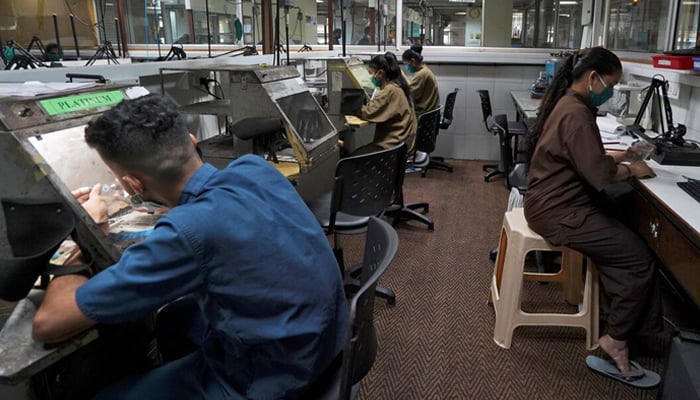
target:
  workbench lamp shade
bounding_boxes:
[0,200,74,301]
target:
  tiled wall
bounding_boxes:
[430,63,542,161]
[431,63,700,161]
[681,86,700,141]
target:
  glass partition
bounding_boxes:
[606,0,671,52]
[84,0,692,53]
[96,0,322,49]
[675,0,700,50]
[325,0,397,46]
[399,0,583,48]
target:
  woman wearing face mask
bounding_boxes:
[524,47,662,383]
[402,44,439,115]
[352,52,417,156]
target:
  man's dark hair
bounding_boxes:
[85,94,195,183]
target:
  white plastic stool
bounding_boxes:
[489,208,599,350]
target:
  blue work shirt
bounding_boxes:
[76,155,348,399]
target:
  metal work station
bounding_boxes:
[0,84,157,399]
[159,63,340,200]
[300,56,377,152]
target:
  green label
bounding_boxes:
[39,90,125,116]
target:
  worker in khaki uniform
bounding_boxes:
[402,44,440,115]
[351,52,417,156]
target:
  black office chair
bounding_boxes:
[408,107,442,178]
[477,90,528,182]
[491,114,528,192]
[305,143,406,305]
[386,110,437,230]
[426,88,459,174]
[306,216,399,400]
[155,295,203,363]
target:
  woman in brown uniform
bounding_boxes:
[352,52,417,156]
[402,44,440,115]
[524,47,662,377]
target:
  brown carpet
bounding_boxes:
[337,160,665,400]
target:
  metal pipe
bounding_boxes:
[154,0,162,58]
[206,0,212,57]
[70,14,81,60]
[52,14,63,58]
[116,0,129,57]
[285,9,290,65]
[115,18,122,58]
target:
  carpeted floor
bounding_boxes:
[337,160,667,400]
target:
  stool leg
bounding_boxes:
[489,228,508,305]
[585,265,600,350]
[493,234,527,349]
[562,250,584,305]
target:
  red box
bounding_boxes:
[651,55,695,70]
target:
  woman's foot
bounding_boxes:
[599,334,630,373]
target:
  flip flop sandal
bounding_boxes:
[585,355,661,389]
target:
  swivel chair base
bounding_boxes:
[345,263,396,306]
[484,167,505,182]
[386,203,434,230]
[427,157,454,173]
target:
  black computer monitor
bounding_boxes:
[275,91,336,151]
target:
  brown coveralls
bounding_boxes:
[524,89,662,342]
[360,81,417,156]
[409,65,440,115]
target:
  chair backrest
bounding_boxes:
[338,216,399,399]
[329,143,407,231]
[477,89,494,131]
[414,108,441,154]
[440,88,459,130]
[491,113,512,166]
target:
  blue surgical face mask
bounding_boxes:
[588,73,614,107]
[48,53,61,62]
[404,64,416,74]
[370,73,381,87]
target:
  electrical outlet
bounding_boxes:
[666,80,680,100]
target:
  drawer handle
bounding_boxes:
[649,219,660,239]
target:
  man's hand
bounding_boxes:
[72,184,109,232]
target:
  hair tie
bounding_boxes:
[571,53,579,70]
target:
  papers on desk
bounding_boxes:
[345,115,369,127]
[597,115,636,147]
[597,115,625,137]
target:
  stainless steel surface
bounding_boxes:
[178,99,232,115]
[161,63,340,174]
[511,90,541,122]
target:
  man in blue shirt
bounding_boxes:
[32,94,348,399]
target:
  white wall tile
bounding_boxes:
[434,64,468,78]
